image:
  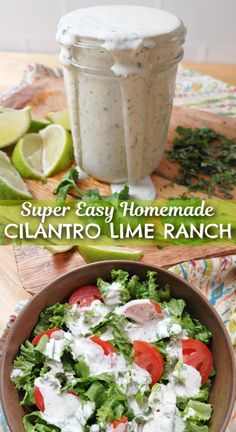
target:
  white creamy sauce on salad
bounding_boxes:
[72,337,127,377]
[57,6,182,199]
[66,300,110,337]
[103,281,123,306]
[10,368,24,378]
[171,363,202,398]
[12,272,212,432]
[43,337,65,362]
[116,299,182,342]
[35,377,95,432]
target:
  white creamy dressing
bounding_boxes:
[57,6,183,199]
[103,281,123,306]
[35,376,95,432]
[43,337,66,362]
[71,336,127,376]
[170,363,202,398]
[143,383,187,432]
[144,383,177,432]
[166,337,183,364]
[10,368,24,378]
[66,300,110,337]
[34,359,92,432]
[117,364,152,417]
[116,299,182,342]
[183,407,197,421]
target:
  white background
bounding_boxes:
[0,0,235,63]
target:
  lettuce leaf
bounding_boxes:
[163,298,186,317]
[183,400,212,422]
[127,271,158,301]
[96,383,134,424]
[11,341,44,406]
[85,381,107,407]
[109,313,133,363]
[74,358,90,378]
[97,270,130,305]
[97,270,170,305]
[177,380,211,410]
[33,303,70,336]
[23,412,60,432]
[184,422,209,432]
[181,312,212,344]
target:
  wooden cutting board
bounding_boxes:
[1,76,236,294]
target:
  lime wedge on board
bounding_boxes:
[46,109,71,130]
[40,124,74,177]
[0,150,32,199]
[12,133,43,179]
[12,124,74,179]
[0,107,31,148]
[78,245,143,262]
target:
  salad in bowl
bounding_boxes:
[11,269,214,432]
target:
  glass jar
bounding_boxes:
[57,6,186,198]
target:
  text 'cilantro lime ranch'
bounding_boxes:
[2,200,232,244]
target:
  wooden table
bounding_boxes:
[0,52,236,333]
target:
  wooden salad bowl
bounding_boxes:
[0,261,235,432]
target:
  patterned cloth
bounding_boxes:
[0,64,236,430]
[175,66,236,117]
[0,256,235,431]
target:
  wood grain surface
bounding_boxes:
[1,74,236,294]
[14,245,236,295]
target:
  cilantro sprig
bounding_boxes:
[54,166,130,202]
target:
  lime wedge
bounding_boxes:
[12,124,74,179]
[12,133,43,179]
[40,124,74,177]
[29,119,49,133]
[0,107,31,148]
[78,245,143,263]
[46,109,71,130]
[0,151,32,199]
[45,245,74,254]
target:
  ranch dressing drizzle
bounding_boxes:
[57,6,181,199]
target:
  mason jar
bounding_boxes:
[57,6,186,198]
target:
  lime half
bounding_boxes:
[0,107,31,148]
[78,245,143,263]
[0,151,32,199]
[46,109,71,130]
[12,133,43,179]
[40,124,74,177]
[12,124,74,179]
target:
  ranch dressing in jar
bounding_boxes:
[57,6,185,199]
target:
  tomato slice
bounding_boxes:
[34,386,45,412]
[150,300,163,316]
[68,285,103,307]
[112,416,128,431]
[32,328,61,346]
[90,336,116,355]
[182,338,213,385]
[133,341,164,386]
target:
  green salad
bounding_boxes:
[11,270,214,432]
